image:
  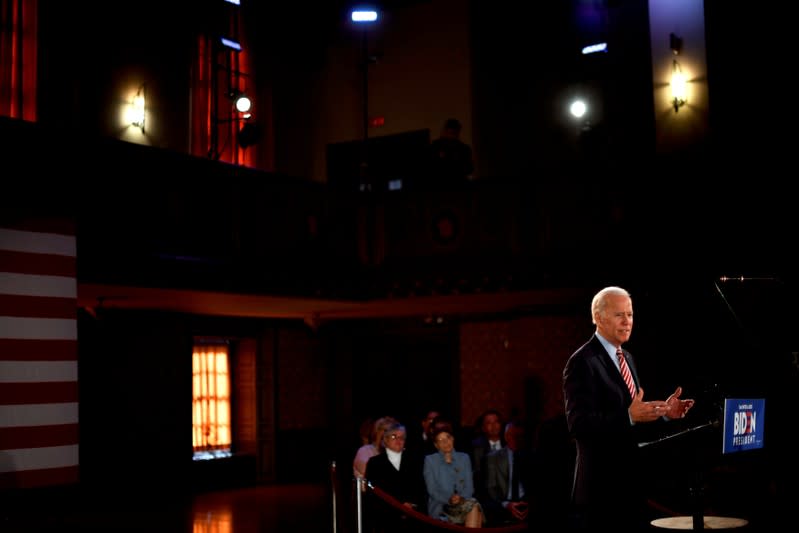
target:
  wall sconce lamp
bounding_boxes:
[671,60,687,112]
[669,33,686,112]
[130,84,146,132]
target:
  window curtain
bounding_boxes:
[0,0,37,121]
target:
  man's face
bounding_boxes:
[442,127,460,140]
[423,411,440,434]
[596,294,633,346]
[482,413,502,440]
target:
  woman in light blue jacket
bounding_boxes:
[423,422,485,528]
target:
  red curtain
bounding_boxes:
[190,35,214,160]
[190,6,262,168]
[0,0,37,121]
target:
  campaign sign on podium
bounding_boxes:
[722,398,765,454]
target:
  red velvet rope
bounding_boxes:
[367,482,529,533]
[345,472,678,531]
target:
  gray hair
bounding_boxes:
[382,422,407,443]
[591,286,630,325]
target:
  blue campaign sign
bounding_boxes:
[722,398,766,454]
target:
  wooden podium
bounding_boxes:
[651,516,748,530]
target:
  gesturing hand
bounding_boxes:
[628,387,668,423]
[664,386,695,419]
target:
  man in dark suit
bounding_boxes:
[483,419,531,526]
[406,409,441,458]
[365,422,427,533]
[563,286,694,532]
[470,408,504,502]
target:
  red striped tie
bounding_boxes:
[617,347,636,398]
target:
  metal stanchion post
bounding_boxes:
[356,477,364,533]
[330,461,337,533]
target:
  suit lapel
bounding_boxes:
[498,449,510,496]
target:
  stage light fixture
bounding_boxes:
[234,94,251,113]
[351,7,378,23]
[220,37,241,51]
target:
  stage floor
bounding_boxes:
[1,483,333,533]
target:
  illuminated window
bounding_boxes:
[192,342,232,460]
[192,507,232,533]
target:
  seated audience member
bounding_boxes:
[365,422,427,532]
[483,420,532,525]
[408,409,441,457]
[423,421,485,528]
[470,409,505,499]
[354,416,397,481]
[358,416,375,447]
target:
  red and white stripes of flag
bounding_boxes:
[0,220,79,489]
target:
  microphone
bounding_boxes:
[637,419,719,448]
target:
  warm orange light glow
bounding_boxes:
[192,344,231,452]
[670,59,688,112]
[192,507,232,533]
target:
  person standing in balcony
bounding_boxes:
[426,118,474,187]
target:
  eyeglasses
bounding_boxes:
[387,434,406,441]
[435,434,453,443]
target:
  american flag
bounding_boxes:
[0,220,79,489]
